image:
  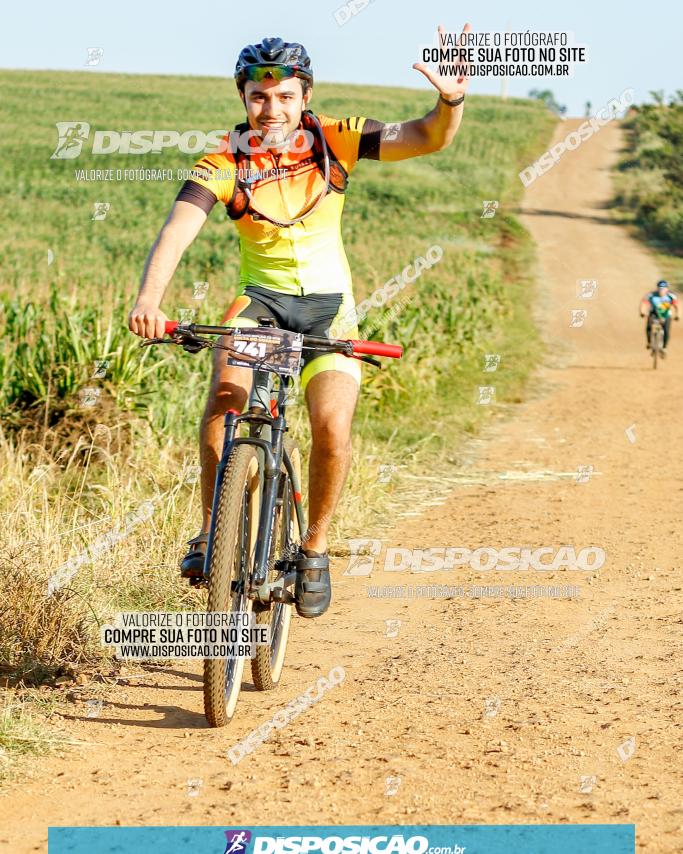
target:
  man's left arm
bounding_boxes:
[374,22,471,161]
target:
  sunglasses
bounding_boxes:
[239,64,312,84]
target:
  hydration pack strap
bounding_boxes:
[226,111,348,222]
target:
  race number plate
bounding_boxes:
[227,328,303,376]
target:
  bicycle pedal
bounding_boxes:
[272,588,296,604]
[188,576,208,589]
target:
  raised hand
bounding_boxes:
[413,22,472,100]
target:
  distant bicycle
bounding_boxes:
[640,280,680,368]
[142,319,402,726]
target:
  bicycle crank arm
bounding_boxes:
[271,586,296,604]
[251,569,297,605]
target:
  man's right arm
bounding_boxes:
[129,200,208,339]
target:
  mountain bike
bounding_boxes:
[143,319,402,726]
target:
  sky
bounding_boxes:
[1,0,680,117]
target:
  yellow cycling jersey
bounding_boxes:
[177,114,382,296]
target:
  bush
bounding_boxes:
[616,92,683,252]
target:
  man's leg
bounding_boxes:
[663,316,671,349]
[303,370,359,553]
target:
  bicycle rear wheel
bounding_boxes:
[203,444,261,727]
[251,441,302,690]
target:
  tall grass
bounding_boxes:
[0,69,555,687]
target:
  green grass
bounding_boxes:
[0,69,556,688]
[0,695,55,778]
[613,94,683,263]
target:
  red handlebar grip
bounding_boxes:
[349,340,403,359]
[164,321,179,335]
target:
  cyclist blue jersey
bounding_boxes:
[646,291,678,317]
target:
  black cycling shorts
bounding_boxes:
[220,286,361,389]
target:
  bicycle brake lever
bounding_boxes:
[139,337,172,347]
[139,335,210,353]
[352,354,382,368]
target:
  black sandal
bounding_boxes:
[294,550,331,618]
[180,533,208,579]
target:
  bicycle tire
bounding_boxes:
[203,444,261,727]
[651,324,661,369]
[251,441,302,690]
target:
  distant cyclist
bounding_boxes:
[129,27,471,618]
[640,280,680,356]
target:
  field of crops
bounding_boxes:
[0,69,554,690]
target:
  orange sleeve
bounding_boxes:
[183,142,237,205]
[318,115,370,174]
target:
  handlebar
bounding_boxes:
[348,339,403,359]
[162,321,403,360]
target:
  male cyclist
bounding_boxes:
[129,27,470,618]
[640,280,679,356]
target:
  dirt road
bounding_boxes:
[4,120,682,853]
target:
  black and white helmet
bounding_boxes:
[234,37,313,89]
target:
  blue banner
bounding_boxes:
[49,823,635,854]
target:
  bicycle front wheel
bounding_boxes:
[651,326,661,369]
[203,444,261,727]
[251,441,302,691]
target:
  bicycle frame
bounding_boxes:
[147,319,402,602]
[203,368,305,603]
